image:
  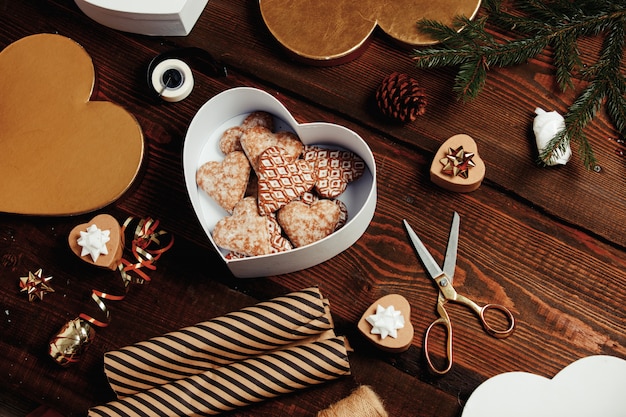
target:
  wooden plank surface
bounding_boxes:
[0,1,624,416]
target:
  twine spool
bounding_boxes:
[318,385,388,417]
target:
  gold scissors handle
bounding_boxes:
[423,300,454,375]
[424,296,515,374]
[436,273,516,338]
[454,293,516,339]
[424,292,516,375]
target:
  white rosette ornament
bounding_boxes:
[533,107,572,166]
[366,304,405,340]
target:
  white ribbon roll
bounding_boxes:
[150,58,194,102]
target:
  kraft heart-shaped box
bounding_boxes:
[183,87,377,278]
[74,0,208,36]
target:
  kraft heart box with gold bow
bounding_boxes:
[183,87,377,278]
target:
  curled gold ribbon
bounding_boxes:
[50,217,173,366]
[118,217,174,287]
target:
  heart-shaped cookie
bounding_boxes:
[219,126,245,154]
[196,151,251,213]
[0,34,143,215]
[430,134,486,193]
[219,112,276,154]
[304,145,366,198]
[212,197,273,256]
[241,111,275,131]
[257,146,317,215]
[223,214,292,259]
[240,126,303,173]
[277,199,341,247]
[358,294,414,353]
[68,214,123,270]
[299,191,349,230]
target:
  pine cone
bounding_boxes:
[376,72,427,122]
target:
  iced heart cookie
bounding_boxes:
[197,151,251,213]
[219,126,245,154]
[0,34,143,215]
[213,197,274,256]
[299,191,348,231]
[68,214,124,270]
[257,146,316,215]
[358,294,413,353]
[241,111,275,131]
[430,134,485,193]
[218,111,276,154]
[304,145,366,198]
[241,126,303,172]
[277,199,341,247]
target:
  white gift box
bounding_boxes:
[74,0,208,36]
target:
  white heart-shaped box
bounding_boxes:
[74,0,208,36]
[462,355,626,417]
[183,87,377,278]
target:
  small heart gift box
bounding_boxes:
[183,87,377,278]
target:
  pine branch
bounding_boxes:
[411,0,626,169]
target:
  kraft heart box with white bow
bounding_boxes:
[183,87,377,278]
[74,0,208,36]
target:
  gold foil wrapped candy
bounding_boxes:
[49,317,96,367]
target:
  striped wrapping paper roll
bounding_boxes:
[104,287,335,398]
[89,336,350,417]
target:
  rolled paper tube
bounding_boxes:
[48,317,96,367]
[89,337,350,417]
[317,385,388,417]
[103,287,335,397]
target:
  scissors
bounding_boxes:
[403,212,515,374]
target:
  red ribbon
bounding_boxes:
[79,217,174,328]
[50,217,173,366]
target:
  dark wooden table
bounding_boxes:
[1,1,625,416]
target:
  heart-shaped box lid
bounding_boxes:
[0,34,143,216]
[259,0,481,64]
[462,355,626,417]
[74,0,208,36]
[183,87,377,278]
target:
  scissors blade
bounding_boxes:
[442,212,460,282]
[403,219,445,279]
